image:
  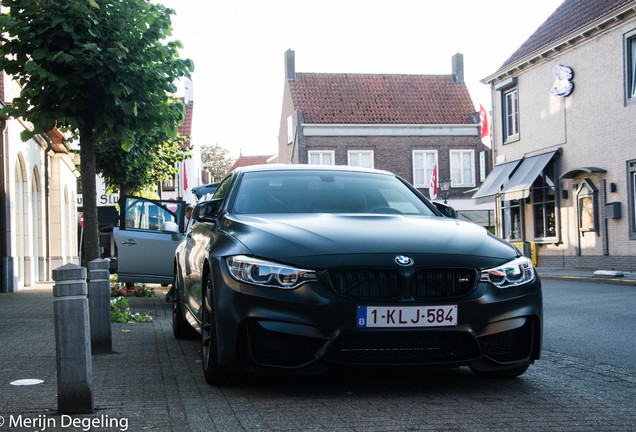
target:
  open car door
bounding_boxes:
[112,197,186,284]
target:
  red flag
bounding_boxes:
[183,162,189,191]
[429,161,438,200]
[479,104,489,141]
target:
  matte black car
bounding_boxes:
[167,165,541,384]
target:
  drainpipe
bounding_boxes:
[0,116,10,292]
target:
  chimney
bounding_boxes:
[452,53,464,84]
[285,49,296,81]
[183,80,194,104]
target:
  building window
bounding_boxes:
[449,150,475,187]
[625,30,636,105]
[162,175,176,191]
[501,200,522,240]
[503,87,519,141]
[531,160,557,240]
[628,160,636,239]
[577,179,598,233]
[287,115,294,144]
[412,150,437,188]
[348,150,374,168]
[308,150,334,165]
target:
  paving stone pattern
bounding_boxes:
[0,285,634,431]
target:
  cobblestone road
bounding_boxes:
[0,285,634,432]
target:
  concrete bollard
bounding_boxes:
[52,263,94,414]
[88,259,112,354]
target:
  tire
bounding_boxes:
[201,270,234,386]
[470,363,530,379]
[172,271,197,339]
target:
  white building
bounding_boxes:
[474,0,636,270]
[1,74,79,292]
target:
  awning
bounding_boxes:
[560,166,606,179]
[471,160,521,204]
[499,149,560,201]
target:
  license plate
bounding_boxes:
[357,305,458,328]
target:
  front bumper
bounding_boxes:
[210,258,542,372]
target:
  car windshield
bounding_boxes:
[232,170,436,216]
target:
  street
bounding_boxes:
[542,278,636,369]
[0,280,634,432]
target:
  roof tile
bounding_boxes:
[178,99,193,148]
[501,0,632,69]
[289,73,476,124]
[229,155,274,171]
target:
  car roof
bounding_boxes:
[191,182,220,200]
[232,164,395,176]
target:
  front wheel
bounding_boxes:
[201,271,234,386]
[172,272,197,340]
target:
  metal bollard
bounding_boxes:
[52,263,94,414]
[88,259,112,354]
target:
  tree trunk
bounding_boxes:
[80,126,100,264]
[118,182,129,213]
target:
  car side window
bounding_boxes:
[122,197,184,232]
[212,175,233,201]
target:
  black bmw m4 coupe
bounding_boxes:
[117,164,542,385]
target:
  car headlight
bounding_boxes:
[481,256,536,288]
[226,255,317,289]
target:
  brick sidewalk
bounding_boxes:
[0,283,634,432]
[0,284,268,432]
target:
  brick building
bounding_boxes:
[278,50,492,225]
[474,0,636,269]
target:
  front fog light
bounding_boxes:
[481,256,535,288]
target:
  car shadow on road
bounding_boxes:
[224,364,537,397]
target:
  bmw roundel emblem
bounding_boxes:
[394,255,414,267]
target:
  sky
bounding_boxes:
[158,0,565,159]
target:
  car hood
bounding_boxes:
[222,214,518,269]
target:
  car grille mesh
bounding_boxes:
[479,319,534,363]
[411,269,477,299]
[326,331,480,364]
[329,269,401,299]
[328,268,477,299]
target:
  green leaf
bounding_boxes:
[32,48,48,61]
[24,60,38,72]
[121,141,134,152]
[89,0,100,8]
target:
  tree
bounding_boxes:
[95,123,191,202]
[200,144,235,182]
[0,0,193,263]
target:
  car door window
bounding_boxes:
[122,197,185,232]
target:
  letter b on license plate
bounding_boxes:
[357,305,458,328]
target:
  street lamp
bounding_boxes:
[439,178,451,204]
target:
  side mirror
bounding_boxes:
[194,199,223,223]
[433,202,457,219]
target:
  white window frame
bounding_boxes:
[308,150,335,165]
[287,115,294,144]
[503,87,519,142]
[449,149,475,187]
[412,150,438,188]
[628,159,636,239]
[347,150,374,169]
[625,29,636,105]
